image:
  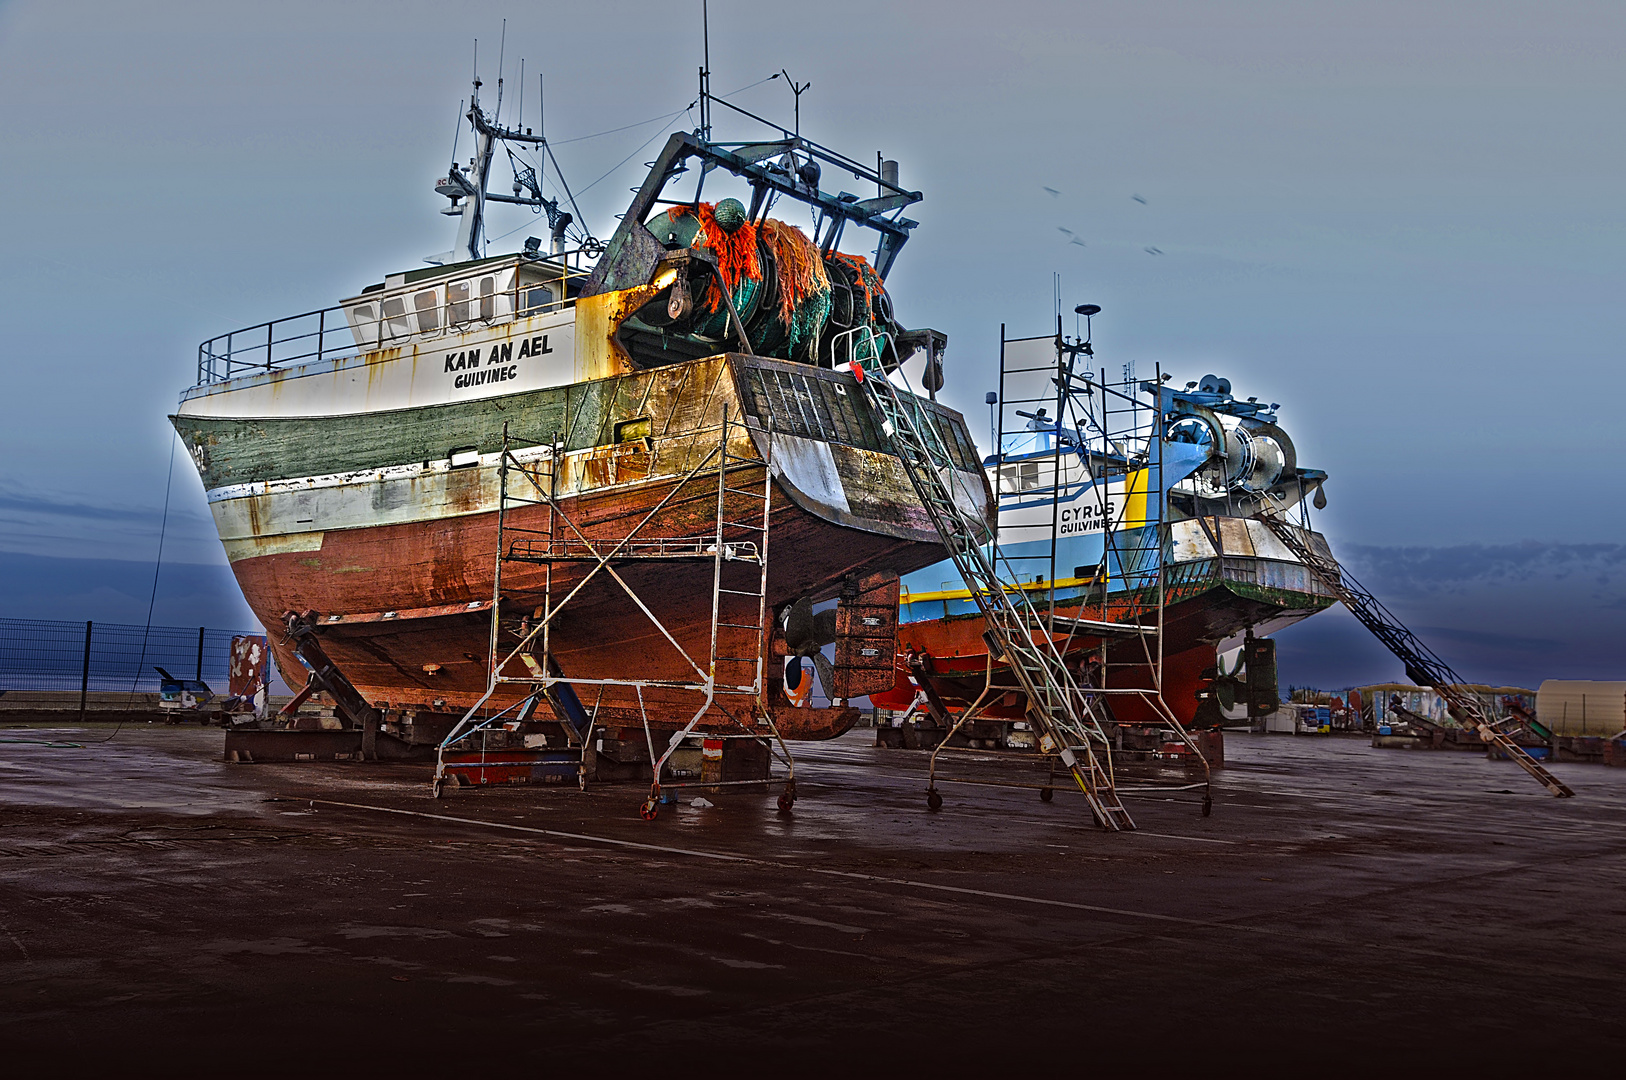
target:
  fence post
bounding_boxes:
[79,621,92,722]
[196,626,206,681]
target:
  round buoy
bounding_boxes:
[714,197,747,233]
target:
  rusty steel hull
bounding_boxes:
[237,474,932,718]
[177,352,993,736]
[888,555,1337,727]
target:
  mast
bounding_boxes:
[430,71,550,266]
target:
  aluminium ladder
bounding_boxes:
[1257,510,1573,798]
[839,327,1135,830]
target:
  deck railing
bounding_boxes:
[193,253,593,387]
[1162,553,1339,606]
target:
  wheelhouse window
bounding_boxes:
[413,289,440,332]
[380,296,411,340]
[524,285,554,311]
[350,304,377,343]
[479,276,496,321]
[447,280,472,324]
[998,461,1042,494]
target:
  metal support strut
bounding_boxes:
[1257,511,1573,798]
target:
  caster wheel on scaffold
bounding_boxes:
[777,792,795,813]
[1039,787,1054,803]
[926,789,943,812]
[640,799,659,821]
[431,778,446,800]
[1202,795,1213,818]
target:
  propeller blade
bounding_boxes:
[782,596,815,653]
[812,651,839,704]
[811,607,838,648]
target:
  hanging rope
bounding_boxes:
[114,431,179,739]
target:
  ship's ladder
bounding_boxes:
[705,408,774,703]
[1256,509,1574,798]
[497,437,587,749]
[837,326,1134,830]
[638,407,796,817]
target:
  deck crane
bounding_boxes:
[1256,512,1573,797]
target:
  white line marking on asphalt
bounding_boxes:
[1134,831,1237,845]
[313,800,749,862]
[314,798,1246,931]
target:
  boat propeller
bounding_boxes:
[781,596,839,700]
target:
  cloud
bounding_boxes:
[1340,540,1626,592]
[1413,625,1563,652]
[1276,540,1626,688]
[0,488,159,523]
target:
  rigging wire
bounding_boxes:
[571,104,696,198]
[480,74,779,246]
[109,431,178,742]
[545,75,777,148]
[484,101,696,248]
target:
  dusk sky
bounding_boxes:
[1,0,1622,690]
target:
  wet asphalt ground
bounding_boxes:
[1,724,1622,1075]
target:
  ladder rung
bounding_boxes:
[717,588,764,597]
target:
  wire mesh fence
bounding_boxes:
[0,618,269,694]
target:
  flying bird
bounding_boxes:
[1144,246,1163,255]
[1043,186,1061,198]
[1057,226,1074,235]
[1131,194,1147,204]
[1069,237,1086,247]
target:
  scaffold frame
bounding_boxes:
[904,321,1215,822]
[429,407,797,815]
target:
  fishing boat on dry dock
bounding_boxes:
[871,329,1341,751]
[173,72,989,796]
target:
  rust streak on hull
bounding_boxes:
[236,471,938,734]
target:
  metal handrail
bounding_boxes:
[192,252,596,388]
[506,536,762,563]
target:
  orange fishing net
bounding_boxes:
[760,220,829,326]
[829,251,883,319]
[677,203,761,312]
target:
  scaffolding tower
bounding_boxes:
[847,321,1213,829]
[430,408,796,817]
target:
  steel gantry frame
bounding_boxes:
[430,409,797,815]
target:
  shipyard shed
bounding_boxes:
[1537,681,1626,737]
